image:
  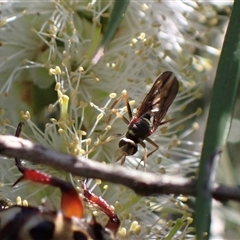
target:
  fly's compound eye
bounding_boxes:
[119,138,138,156]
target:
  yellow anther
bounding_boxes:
[196,107,202,116]
[48,104,53,112]
[55,82,61,91]
[86,138,92,146]
[16,196,22,205]
[22,200,28,207]
[78,66,84,72]
[130,221,141,234]
[159,167,166,174]
[97,113,104,121]
[80,101,88,108]
[192,122,199,131]
[50,118,57,123]
[165,152,170,159]
[96,179,102,185]
[55,66,61,74]
[77,130,87,136]
[142,3,149,11]
[160,126,168,134]
[109,93,117,99]
[122,89,127,95]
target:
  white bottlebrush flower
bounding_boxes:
[0,0,230,239]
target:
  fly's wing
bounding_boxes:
[135,71,179,132]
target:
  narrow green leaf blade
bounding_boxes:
[195,1,240,239]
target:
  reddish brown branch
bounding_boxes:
[0,134,239,202]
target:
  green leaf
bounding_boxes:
[195,1,240,239]
[92,0,129,64]
[165,218,184,240]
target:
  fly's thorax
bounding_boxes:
[127,115,152,141]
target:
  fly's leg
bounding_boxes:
[82,179,120,234]
[87,90,134,155]
[138,138,159,170]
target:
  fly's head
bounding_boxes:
[118,137,138,156]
